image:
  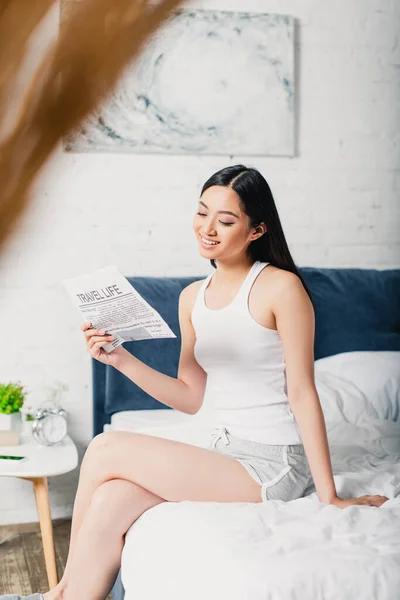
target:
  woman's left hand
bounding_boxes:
[328,494,389,509]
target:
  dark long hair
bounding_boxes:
[200,164,313,304]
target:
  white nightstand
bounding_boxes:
[0,434,78,587]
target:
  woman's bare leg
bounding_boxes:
[44,428,261,599]
[43,479,165,600]
[45,435,165,598]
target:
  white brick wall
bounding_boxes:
[0,0,399,525]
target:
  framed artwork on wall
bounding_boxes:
[61,5,295,156]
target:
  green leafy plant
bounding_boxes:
[0,381,26,415]
[20,404,35,421]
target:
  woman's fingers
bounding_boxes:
[88,340,113,360]
[335,494,389,509]
[81,321,105,336]
[368,495,388,507]
[90,340,109,353]
[80,321,114,357]
[81,321,113,342]
[359,495,388,507]
[79,321,123,365]
[88,335,113,348]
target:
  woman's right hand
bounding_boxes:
[81,321,128,366]
[329,494,389,509]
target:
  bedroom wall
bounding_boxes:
[0,0,399,524]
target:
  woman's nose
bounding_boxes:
[203,221,216,233]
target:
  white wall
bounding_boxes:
[0,0,399,525]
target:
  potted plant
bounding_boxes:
[0,381,26,431]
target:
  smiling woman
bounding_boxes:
[192,164,313,304]
[189,164,314,449]
[0,163,389,600]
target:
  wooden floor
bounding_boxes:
[0,519,112,599]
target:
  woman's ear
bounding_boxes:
[251,222,267,240]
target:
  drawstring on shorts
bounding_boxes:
[210,426,230,449]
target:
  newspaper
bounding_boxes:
[62,265,176,353]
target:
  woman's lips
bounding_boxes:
[199,236,220,249]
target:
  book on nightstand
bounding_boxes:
[0,429,19,446]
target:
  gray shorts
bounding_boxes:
[209,426,313,503]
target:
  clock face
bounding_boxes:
[41,414,67,444]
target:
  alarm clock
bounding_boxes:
[32,406,68,446]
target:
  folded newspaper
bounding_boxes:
[62,265,176,353]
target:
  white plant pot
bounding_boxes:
[0,411,21,431]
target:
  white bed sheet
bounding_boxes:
[108,374,400,600]
[108,408,215,448]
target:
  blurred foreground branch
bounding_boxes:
[0,0,184,252]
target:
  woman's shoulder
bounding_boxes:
[260,263,299,283]
[258,263,304,297]
[182,275,209,295]
[178,276,209,312]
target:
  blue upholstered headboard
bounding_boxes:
[92,267,400,436]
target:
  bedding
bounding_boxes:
[106,408,214,448]
[315,351,400,421]
[108,352,400,600]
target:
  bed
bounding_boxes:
[91,267,400,600]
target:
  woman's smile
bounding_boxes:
[199,235,220,249]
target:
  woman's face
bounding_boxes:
[193,185,260,262]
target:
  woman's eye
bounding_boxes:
[196,212,233,226]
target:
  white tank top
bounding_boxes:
[191,260,302,445]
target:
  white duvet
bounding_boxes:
[111,361,400,600]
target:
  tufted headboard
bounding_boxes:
[92,267,400,436]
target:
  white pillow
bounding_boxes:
[315,351,400,422]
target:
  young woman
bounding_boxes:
[4,164,388,600]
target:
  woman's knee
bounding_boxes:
[92,479,139,507]
[89,480,141,523]
[89,479,164,530]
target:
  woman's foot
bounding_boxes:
[0,584,67,600]
[43,588,65,600]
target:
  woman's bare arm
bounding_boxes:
[272,271,338,504]
[111,281,207,415]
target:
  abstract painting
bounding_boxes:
[63,8,295,156]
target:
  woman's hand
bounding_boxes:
[329,494,389,509]
[81,321,128,367]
